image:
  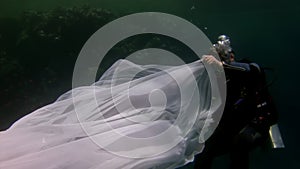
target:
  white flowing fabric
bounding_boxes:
[0,59,222,169]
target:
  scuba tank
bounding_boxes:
[249,62,285,149]
[236,60,285,149]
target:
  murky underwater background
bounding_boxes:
[0,0,299,168]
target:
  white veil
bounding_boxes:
[0,59,224,169]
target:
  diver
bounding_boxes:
[194,35,281,169]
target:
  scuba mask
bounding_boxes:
[213,35,233,63]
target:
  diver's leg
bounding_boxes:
[229,125,264,169]
[194,129,230,169]
[194,152,213,169]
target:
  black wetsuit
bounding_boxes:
[194,61,277,169]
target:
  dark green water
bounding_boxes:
[1,0,299,169]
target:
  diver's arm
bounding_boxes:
[202,55,222,67]
[222,62,247,71]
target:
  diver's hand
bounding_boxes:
[202,55,222,67]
